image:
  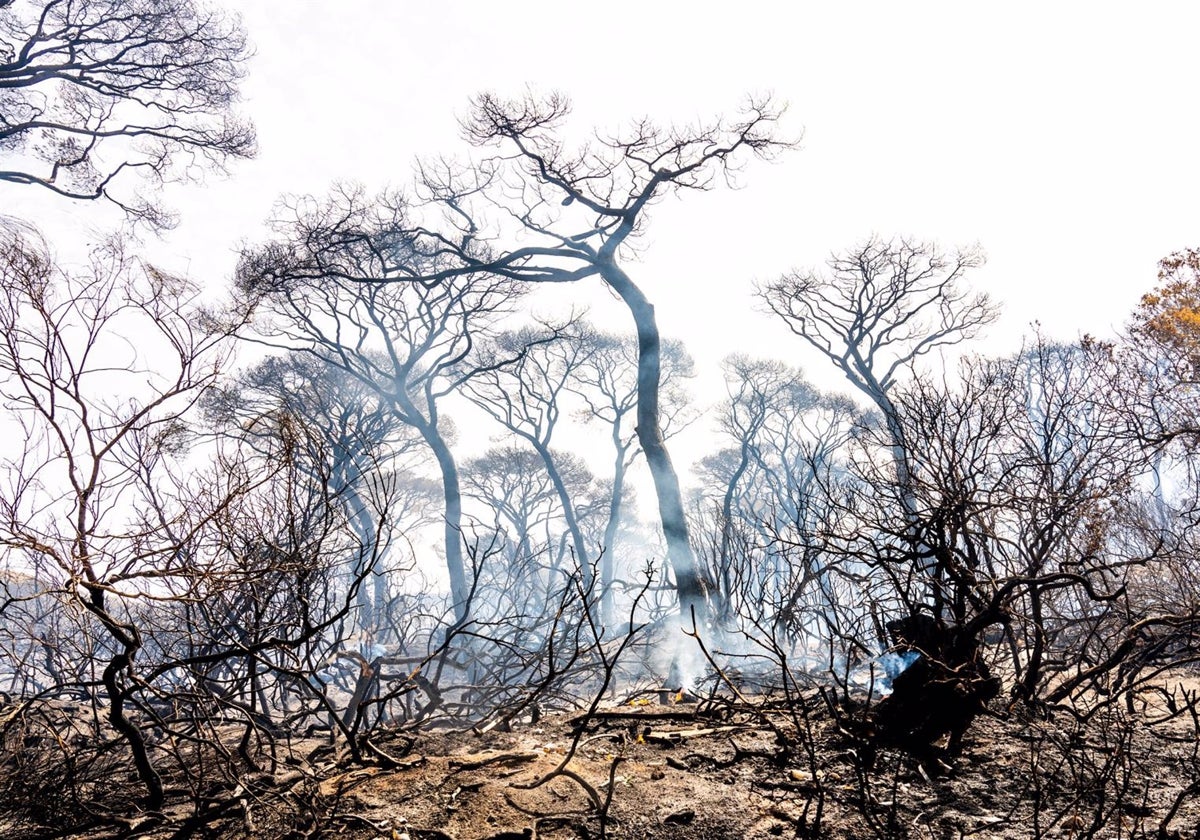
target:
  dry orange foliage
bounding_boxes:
[1135,248,1200,373]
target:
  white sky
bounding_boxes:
[6,1,1200,588]
[14,1,1200,416]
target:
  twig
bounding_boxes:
[449,751,539,772]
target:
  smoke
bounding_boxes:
[666,625,706,693]
[851,650,920,697]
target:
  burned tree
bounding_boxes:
[238,190,524,621]
[757,239,1005,756]
[995,338,1165,707]
[163,407,403,757]
[0,230,429,829]
[397,92,792,626]
[830,338,1153,757]
[235,92,788,627]
[462,324,600,591]
[0,225,250,809]
[464,321,695,624]
[697,355,861,642]
[570,326,696,624]
[707,356,815,622]
[761,237,997,619]
[462,445,599,629]
[204,353,437,638]
[0,0,255,228]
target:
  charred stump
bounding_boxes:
[872,614,1000,766]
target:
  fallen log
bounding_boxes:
[643,724,749,744]
[448,751,540,772]
[566,708,720,727]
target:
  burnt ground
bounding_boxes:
[4,684,1200,840]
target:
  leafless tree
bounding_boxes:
[762,237,993,478]
[836,338,1169,753]
[238,189,524,621]
[570,326,695,623]
[0,0,254,228]
[158,414,401,755]
[0,224,251,808]
[462,444,599,613]
[203,353,437,638]
[462,323,601,590]
[313,92,794,626]
[698,356,862,637]
[761,237,997,617]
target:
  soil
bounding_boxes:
[4,684,1200,839]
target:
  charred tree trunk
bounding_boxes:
[718,437,754,622]
[873,614,1000,767]
[81,584,165,809]
[338,478,386,633]
[600,433,631,628]
[425,427,468,623]
[601,263,708,628]
[530,439,593,592]
[397,391,468,623]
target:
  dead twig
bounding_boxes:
[642,724,749,744]
[448,751,539,772]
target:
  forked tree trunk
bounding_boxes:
[718,439,754,621]
[339,479,385,632]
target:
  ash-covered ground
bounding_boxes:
[7,677,1200,840]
